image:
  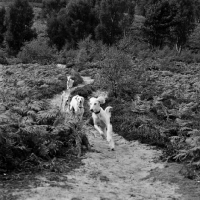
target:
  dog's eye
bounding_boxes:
[94,103,96,105]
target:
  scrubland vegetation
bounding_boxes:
[0,0,200,180]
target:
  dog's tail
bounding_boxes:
[105,106,113,117]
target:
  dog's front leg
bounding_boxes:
[94,124,106,140]
[60,95,64,112]
[80,112,83,121]
[78,113,83,121]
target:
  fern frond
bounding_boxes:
[39,144,49,158]
[192,160,200,167]
[0,115,11,125]
[37,108,59,124]
[28,100,49,112]
[11,106,28,117]
[27,110,37,119]
[173,150,189,161]
[52,125,72,136]
[44,78,60,85]
[21,125,49,136]
[15,87,30,99]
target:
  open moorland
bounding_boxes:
[0,0,200,199]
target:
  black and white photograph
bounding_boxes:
[0,0,200,199]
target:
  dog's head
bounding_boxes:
[75,95,84,108]
[89,96,105,113]
[67,76,74,89]
[67,76,72,81]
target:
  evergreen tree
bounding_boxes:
[41,0,68,18]
[5,0,37,54]
[193,0,200,22]
[46,15,66,50]
[0,7,6,45]
[47,0,99,50]
[95,0,135,45]
[169,0,196,53]
[142,0,196,52]
[142,0,174,48]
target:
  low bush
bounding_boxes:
[0,49,8,65]
[0,64,89,172]
[79,68,98,78]
[0,98,88,171]
[70,84,94,99]
[65,49,77,67]
[76,37,106,65]
[18,37,57,64]
[70,69,84,87]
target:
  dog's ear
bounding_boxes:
[81,97,85,104]
[74,95,79,100]
[97,96,105,104]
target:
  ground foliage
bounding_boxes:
[0,63,87,172]
[89,42,200,178]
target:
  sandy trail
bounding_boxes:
[13,131,182,200]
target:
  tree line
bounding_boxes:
[44,0,135,50]
[140,0,200,53]
[0,0,200,55]
[44,0,200,52]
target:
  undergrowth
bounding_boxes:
[92,44,200,179]
[0,64,88,172]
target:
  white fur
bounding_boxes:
[67,76,74,90]
[70,95,85,121]
[60,91,70,112]
[89,96,115,150]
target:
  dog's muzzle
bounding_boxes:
[90,109,100,114]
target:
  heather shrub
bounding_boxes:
[70,69,84,87]
[0,49,8,65]
[97,47,132,98]
[0,63,89,172]
[65,49,77,67]
[18,37,57,64]
[70,84,94,99]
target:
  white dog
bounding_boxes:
[69,95,85,121]
[67,76,74,90]
[60,91,70,112]
[89,96,115,150]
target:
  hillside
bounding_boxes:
[0,0,200,199]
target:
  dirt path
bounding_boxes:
[12,130,183,200]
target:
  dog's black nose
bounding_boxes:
[90,109,93,112]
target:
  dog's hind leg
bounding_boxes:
[102,127,107,140]
[106,124,115,150]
